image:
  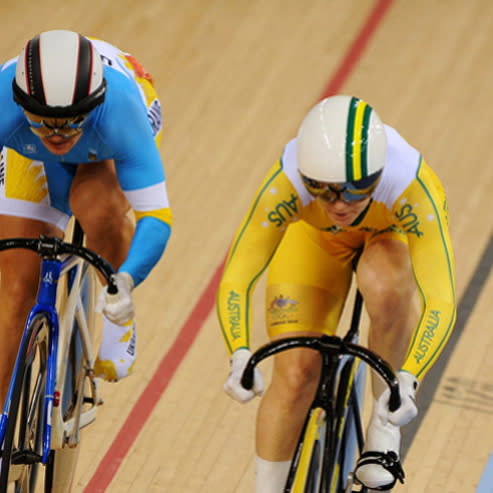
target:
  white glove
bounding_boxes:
[96,272,135,325]
[376,370,418,427]
[223,349,264,403]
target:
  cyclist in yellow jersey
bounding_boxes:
[216,95,456,492]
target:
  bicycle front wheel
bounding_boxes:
[288,407,327,493]
[334,358,366,493]
[0,313,51,493]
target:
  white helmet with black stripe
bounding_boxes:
[296,95,387,185]
[12,29,106,118]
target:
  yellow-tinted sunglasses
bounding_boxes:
[301,172,381,204]
[25,114,88,139]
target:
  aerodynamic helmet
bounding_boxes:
[12,29,106,118]
[296,95,387,186]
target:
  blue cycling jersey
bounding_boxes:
[0,43,171,287]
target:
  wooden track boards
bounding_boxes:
[1,1,492,491]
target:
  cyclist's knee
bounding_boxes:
[0,251,40,298]
[1,269,39,314]
[0,218,58,319]
[70,160,131,235]
[271,351,320,404]
[367,283,417,339]
[73,195,132,247]
[358,260,416,331]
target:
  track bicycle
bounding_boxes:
[0,220,118,492]
[241,290,402,493]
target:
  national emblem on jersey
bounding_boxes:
[267,294,300,326]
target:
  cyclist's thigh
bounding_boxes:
[356,230,416,304]
[0,147,69,287]
[0,147,73,231]
[69,159,131,224]
[266,220,353,339]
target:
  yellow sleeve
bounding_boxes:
[216,158,302,356]
[397,159,457,380]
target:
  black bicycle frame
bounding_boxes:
[242,290,400,493]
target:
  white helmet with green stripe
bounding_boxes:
[296,95,387,184]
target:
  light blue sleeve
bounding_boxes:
[98,70,171,285]
[98,70,165,190]
[119,217,171,287]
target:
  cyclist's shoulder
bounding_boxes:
[0,59,27,138]
[377,125,421,190]
[274,138,313,206]
[279,137,300,177]
[374,125,443,208]
[89,37,143,92]
[99,71,143,121]
[91,58,149,138]
[97,62,148,130]
[0,58,17,101]
[0,56,16,77]
[280,137,296,163]
[383,124,445,184]
[384,124,421,164]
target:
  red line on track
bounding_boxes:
[82,262,226,493]
[83,1,394,491]
[320,0,394,101]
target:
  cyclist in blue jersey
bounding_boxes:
[0,29,172,404]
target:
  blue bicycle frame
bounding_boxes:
[0,258,64,463]
[0,234,117,466]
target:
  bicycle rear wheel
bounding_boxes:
[0,313,50,493]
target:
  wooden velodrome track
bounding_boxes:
[1,0,493,492]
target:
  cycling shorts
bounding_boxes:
[266,219,407,338]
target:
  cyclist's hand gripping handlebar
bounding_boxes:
[97,272,135,325]
[224,349,264,403]
[378,370,418,426]
[240,336,405,414]
[106,276,119,295]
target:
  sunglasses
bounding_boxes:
[301,174,380,204]
[26,114,88,139]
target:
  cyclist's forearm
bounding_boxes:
[119,215,172,287]
[401,297,457,380]
[216,279,252,357]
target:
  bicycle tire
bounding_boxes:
[0,313,50,493]
[288,407,327,493]
[333,358,366,493]
[289,358,366,493]
[303,432,322,493]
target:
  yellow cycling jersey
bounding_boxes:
[216,125,456,381]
